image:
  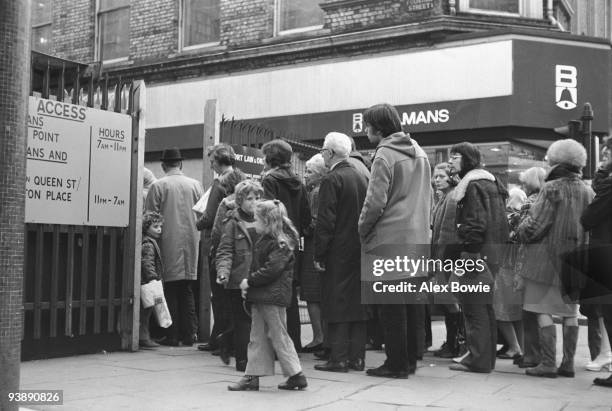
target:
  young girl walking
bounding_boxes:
[228,199,308,391]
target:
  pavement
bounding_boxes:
[19,322,612,411]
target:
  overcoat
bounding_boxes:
[315,160,368,323]
[145,169,204,282]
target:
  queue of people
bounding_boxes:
[140,103,612,392]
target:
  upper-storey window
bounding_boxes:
[97,0,130,63]
[276,0,325,35]
[32,0,53,53]
[181,0,220,49]
[459,0,542,18]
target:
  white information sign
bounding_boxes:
[26,97,132,226]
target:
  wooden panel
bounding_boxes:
[50,225,60,337]
[65,226,75,336]
[93,227,103,333]
[79,226,90,335]
[107,228,118,332]
[33,225,44,339]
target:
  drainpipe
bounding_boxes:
[547,0,565,31]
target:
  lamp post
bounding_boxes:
[553,103,596,179]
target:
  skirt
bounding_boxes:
[493,266,523,321]
[523,278,578,317]
[299,239,322,303]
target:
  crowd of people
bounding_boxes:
[139,102,612,392]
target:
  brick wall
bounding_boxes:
[322,0,444,33]
[220,0,274,47]
[131,0,179,62]
[0,1,29,410]
[52,0,95,62]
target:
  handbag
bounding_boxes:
[153,296,172,328]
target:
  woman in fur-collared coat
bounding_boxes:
[517,139,594,379]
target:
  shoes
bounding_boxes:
[434,342,456,359]
[228,375,259,391]
[278,372,308,390]
[525,364,558,378]
[314,349,330,361]
[181,338,194,347]
[557,368,575,378]
[449,363,490,373]
[197,342,217,352]
[452,351,470,364]
[512,355,524,365]
[236,360,247,372]
[302,343,323,353]
[593,375,612,387]
[139,340,160,349]
[586,354,612,372]
[158,338,179,347]
[408,365,417,375]
[366,364,408,379]
[314,361,348,373]
[496,345,509,358]
[348,358,365,371]
[498,352,522,360]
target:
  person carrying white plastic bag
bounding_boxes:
[140,212,172,349]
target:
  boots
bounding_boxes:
[228,375,259,391]
[278,372,308,390]
[558,325,579,378]
[526,325,557,378]
[435,313,460,358]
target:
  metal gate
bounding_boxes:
[23,52,144,359]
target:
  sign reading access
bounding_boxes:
[26,97,132,226]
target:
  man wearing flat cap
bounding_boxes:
[146,147,204,346]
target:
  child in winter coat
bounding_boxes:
[140,211,164,349]
[215,180,263,370]
[228,199,307,391]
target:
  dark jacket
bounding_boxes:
[581,166,612,244]
[196,168,244,232]
[141,236,163,284]
[247,233,296,307]
[348,151,371,181]
[315,160,368,322]
[216,209,254,289]
[453,168,509,270]
[210,196,237,258]
[262,166,311,236]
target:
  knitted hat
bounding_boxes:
[546,139,587,168]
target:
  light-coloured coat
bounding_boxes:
[358,132,432,274]
[145,169,204,282]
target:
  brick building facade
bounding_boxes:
[31,0,612,183]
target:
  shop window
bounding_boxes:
[459,0,542,18]
[181,0,220,49]
[97,0,130,63]
[32,0,52,53]
[276,0,325,35]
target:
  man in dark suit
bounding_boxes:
[314,132,368,372]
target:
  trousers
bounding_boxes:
[327,321,366,363]
[164,280,197,342]
[245,304,302,377]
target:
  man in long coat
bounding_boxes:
[314,132,368,372]
[146,147,204,346]
[359,103,432,379]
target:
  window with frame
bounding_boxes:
[97,0,130,62]
[277,0,325,34]
[32,0,53,53]
[182,0,220,49]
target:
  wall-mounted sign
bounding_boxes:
[26,97,132,226]
[231,144,265,180]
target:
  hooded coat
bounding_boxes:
[315,160,368,322]
[358,132,432,273]
[262,166,311,236]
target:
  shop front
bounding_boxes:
[145,30,610,181]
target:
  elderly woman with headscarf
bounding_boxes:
[300,153,329,352]
[142,167,157,210]
[516,139,594,378]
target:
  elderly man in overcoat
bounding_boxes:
[314,132,368,373]
[146,147,204,346]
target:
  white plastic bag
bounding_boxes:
[153,296,172,328]
[140,279,164,308]
[192,187,211,215]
